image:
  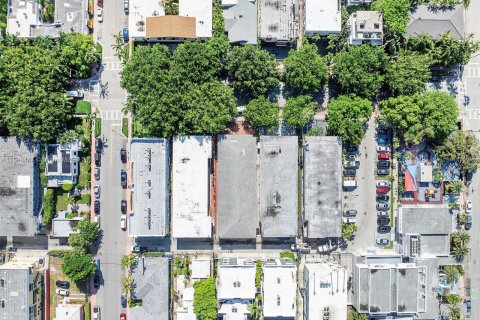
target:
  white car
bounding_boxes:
[120,214,127,230]
[94,185,100,199]
[56,288,69,296]
[466,200,472,214]
[376,181,390,187]
[93,306,100,320]
[377,146,390,153]
[97,8,103,22]
[343,217,357,224]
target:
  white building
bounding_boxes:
[217,258,256,320]
[304,0,341,36]
[45,141,82,187]
[304,262,348,320]
[179,0,212,39]
[347,0,373,5]
[262,259,296,319]
[55,304,83,320]
[348,11,384,45]
[191,258,211,280]
[172,136,212,238]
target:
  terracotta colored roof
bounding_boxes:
[405,169,416,192]
[146,16,196,39]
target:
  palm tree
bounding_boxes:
[451,231,471,247]
[443,265,461,284]
[446,180,464,195]
[122,275,134,293]
[451,245,469,261]
[121,254,136,268]
[446,303,461,320]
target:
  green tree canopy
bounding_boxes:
[380,91,458,143]
[385,50,432,96]
[437,130,480,174]
[283,95,317,129]
[283,42,328,92]
[327,95,373,144]
[243,97,279,131]
[62,251,96,281]
[332,45,388,99]
[226,45,280,96]
[433,32,480,66]
[371,0,412,33]
[193,277,217,320]
[68,219,100,253]
[59,33,99,79]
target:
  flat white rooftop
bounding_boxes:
[263,259,296,318]
[218,258,256,300]
[304,0,341,35]
[7,0,38,37]
[191,258,211,280]
[128,0,165,39]
[172,136,212,238]
[179,0,212,38]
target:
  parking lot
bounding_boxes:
[343,116,394,253]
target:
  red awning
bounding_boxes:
[405,169,416,192]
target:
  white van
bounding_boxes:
[342,180,358,188]
[120,215,127,230]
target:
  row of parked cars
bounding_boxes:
[375,126,392,242]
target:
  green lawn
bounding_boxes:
[75,101,91,115]
[280,251,296,260]
[122,117,128,137]
[133,119,149,138]
[94,119,101,137]
[55,192,70,212]
[78,161,91,188]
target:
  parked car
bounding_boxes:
[377,136,389,144]
[343,217,357,224]
[93,274,100,289]
[377,211,389,217]
[291,244,311,253]
[345,145,358,153]
[97,8,103,22]
[343,161,360,168]
[94,200,100,214]
[120,148,127,163]
[466,200,472,214]
[56,280,70,289]
[66,90,83,98]
[94,185,100,199]
[377,168,390,176]
[342,180,358,188]
[376,128,389,135]
[121,200,127,214]
[56,288,69,296]
[378,153,390,160]
[343,169,356,177]
[95,152,101,166]
[95,259,100,271]
[377,146,390,153]
[95,167,100,181]
[131,245,147,253]
[121,170,127,187]
[122,27,129,42]
[377,160,390,168]
[93,306,100,320]
[376,187,389,194]
[377,217,390,225]
[94,215,100,225]
[466,214,472,230]
[377,225,391,233]
[121,293,127,308]
[95,138,102,152]
[465,299,472,313]
[376,238,389,246]
[346,154,356,160]
[97,0,103,8]
[120,313,126,320]
[343,210,357,217]
[376,181,390,187]
[376,195,389,202]
[124,0,129,13]
[376,203,390,210]
[120,214,127,230]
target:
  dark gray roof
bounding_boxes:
[303,137,342,238]
[0,137,41,237]
[223,0,257,44]
[217,135,257,239]
[259,136,298,238]
[407,4,465,40]
[131,257,169,320]
[399,206,452,235]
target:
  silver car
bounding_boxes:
[376,203,390,210]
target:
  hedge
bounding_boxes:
[43,189,55,226]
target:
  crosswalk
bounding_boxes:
[462,109,480,120]
[100,110,123,121]
[103,61,123,71]
[463,67,480,78]
[89,80,100,106]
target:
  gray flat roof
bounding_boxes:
[0,137,40,237]
[217,135,257,239]
[420,234,449,256]
[303,136,342,238]
[407,4,465,40]
[129,138,170,237]
[223,0,257,44]
[259,0,297,42]
[259,136,298,238]
[399,206,452,235]
[0,267,31,320]
[131,257,169,320]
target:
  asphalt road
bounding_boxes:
[93,0,129,318]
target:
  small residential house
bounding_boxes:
[45,141,82,188]
[304,0,341,37]
[217,258,256,319]
[222,0,257,44]
[258,0,297,45]
[262,259,296,319]
[51,211,81,238]
[407,5,465,40]
[55,304,84,320]
[349,11,383,45]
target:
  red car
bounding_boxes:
[376,187,389,194]
[378,153,390,160]
[97,0,103,7]
[120,313,126,320]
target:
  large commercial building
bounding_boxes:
[217,135,257,239]
[303,137,342,239]
[172,136,212,239]
[129,138,170,238]
[259,136,298,238]
[0,137,41,237]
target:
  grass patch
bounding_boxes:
[55,191,70,212]
[84,302,91,320]
[75,101,91,115]
[122,117,128,137]
[95,42,103,58]
[80,193,91,205]
[132,119,149,138]
[280,251,296,260]
[94,119,101,137]
[144,252,165,257]
[78,160,91,188]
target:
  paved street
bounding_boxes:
[92,0,129,318]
